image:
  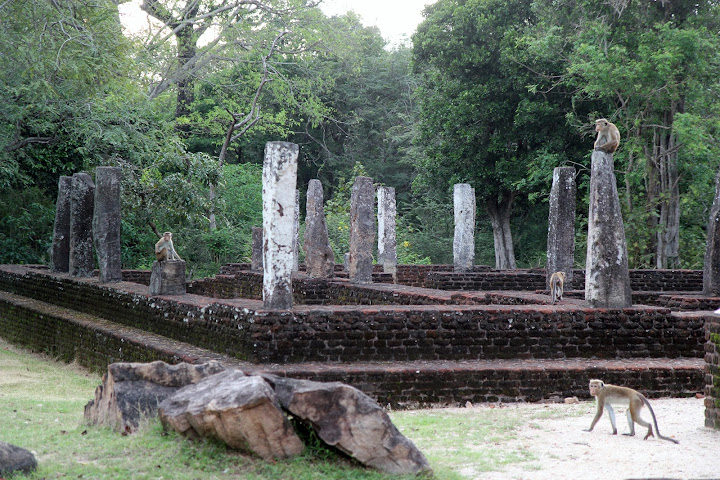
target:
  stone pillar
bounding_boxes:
[349,176,375,284]
[377,186,397,275]
[292,189,300,272]
[585,150,632,308]
[453,183,475,272]
[262,141,299,309]
[546,167,576,289]
[93,167,122,282]
[69,172,95,277]
[303,179,335,277]
[149,260,187,295]
[251,227,263,272]
[51,176,73,272]
[704,170,720,296]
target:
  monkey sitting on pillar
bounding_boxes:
[155,232,182,262]
[584,379,678,444]
[594,118,620,153]
[549,271,566,305]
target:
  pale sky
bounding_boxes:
[319,0,435,45]
[119,0,435,47]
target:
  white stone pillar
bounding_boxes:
[292,189,300,272]
[377,186,397,275]
[262,141,299,309]
[453,183,475,272]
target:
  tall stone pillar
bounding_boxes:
[251,227,263,272]
[303,179,335,277]
[262,141,299,309]
[546,167,576,289]
[349,176,375,284]
[453,183,475,272]
[292,189,300,272]
[69,172,95,277]
[704,170,720,296]
[93,167,122,282]
[585,150,632,307]
[51,176,73,272]
[377,186,397,275]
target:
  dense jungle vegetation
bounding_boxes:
[2,0,720,277]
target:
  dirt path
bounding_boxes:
[464,397,720,480]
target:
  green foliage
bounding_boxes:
[0,187,55,264]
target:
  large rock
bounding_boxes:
[349,176,375,284]
[159,369,304,460]
[264,375,431,475]
[0,442,37,476]
[84,360,225,433]
[303,179,335,278]
[149,260,187,295]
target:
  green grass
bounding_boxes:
[0,338,578,479]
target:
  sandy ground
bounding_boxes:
[460,397,720,480]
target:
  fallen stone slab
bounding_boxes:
[84,360,225,433]
[159,369,304,461]
[263,375,431,475]
[0,441,37,476]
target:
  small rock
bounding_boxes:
[0,441,37,475]
[564,397,580,404]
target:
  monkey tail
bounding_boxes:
[643,397,679,444]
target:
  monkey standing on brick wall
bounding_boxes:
[155,232,182,262]
[549,271,565,305]
[584,379,678,444]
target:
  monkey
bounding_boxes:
[549,271,566,305]
[155,232,182,262]
[594,118,620,153]
[584,379,678,444]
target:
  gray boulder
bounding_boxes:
[84,360,225,433]
[159,369,304,461]
[263,375,431,475]
[0,441,37,475]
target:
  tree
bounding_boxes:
[528,0,720,268]
[412,0,582,269]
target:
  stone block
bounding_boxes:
[149,260,186,295]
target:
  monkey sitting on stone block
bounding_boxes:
[155,232,182,262]
[584,379,678,444]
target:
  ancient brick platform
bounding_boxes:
[0,264,710,407]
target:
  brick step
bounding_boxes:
[0,290,703,408]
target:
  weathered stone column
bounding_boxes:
[251,227,263,272]
[262,141,299,309]
[377,186,397,275]
[292,189,300,272]
[453,183,475,272]
[546,167,576,289]
[69,172,95,277]
[149,260,187,295]
[703,170,720,296]
[585,150,632,307]
[349,176,375,284]
[93,167,122,282]
[303,179,335,277]
[51,176,73,272]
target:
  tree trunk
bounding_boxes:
[486,191,516,270]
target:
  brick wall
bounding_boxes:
[705,314,720,429]
[0,266,705,365]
